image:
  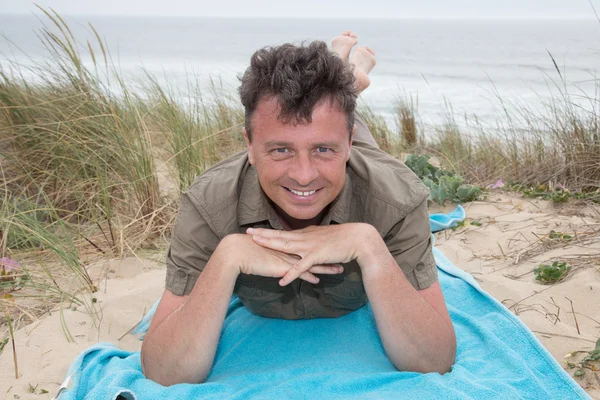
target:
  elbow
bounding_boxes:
[427,336,456,375]
[393,335,456,375]
[398,353,455,375]
[422,339,457,375]
[141,342,210,386]
[143,363,209,386]
[428,323,457,375]
[431,353,455,375]
[154,372,210,387]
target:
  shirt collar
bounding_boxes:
[321,171,352,225]
[237,165,281,228]
[237,164,353,229]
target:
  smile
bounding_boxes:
[284,187,320,197]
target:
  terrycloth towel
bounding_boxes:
[429,204,465,233]
[57,209,590,400]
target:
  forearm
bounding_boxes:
[141,242,239,385]
[360,239,456,374]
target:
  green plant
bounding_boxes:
[507,183,600,204]
[0,337,8,354]
[548,230,572,242]
[405,154,482,204]
[572,190,600,203]
[522,186,571,203]
[533,261,571,284]
[450,220,466,231]
[566,337,600,379]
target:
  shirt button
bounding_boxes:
[257,290,263,296]
[177,269,187,279]
[349,291,356,297]
[416,262,425,271]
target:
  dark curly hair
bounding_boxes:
[239,41,357,141]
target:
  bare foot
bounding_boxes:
[350,46,376,94]
[331,30,358,61]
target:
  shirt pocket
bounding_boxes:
[234,276,284,319]
[319,275,368,312]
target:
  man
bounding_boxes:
[141,31,456,386]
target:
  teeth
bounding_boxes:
[289,188,317,197]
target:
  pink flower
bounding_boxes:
[0,257,21,272]
[487,179,505,189]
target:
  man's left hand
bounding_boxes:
[246,223,379,286]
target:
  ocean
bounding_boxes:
[1,14,599,128]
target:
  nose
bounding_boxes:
[288,153,318,187]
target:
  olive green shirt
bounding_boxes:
[165,140,437,320]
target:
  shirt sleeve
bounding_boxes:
[384,198,437,290]
[164,192,221,296]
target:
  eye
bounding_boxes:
[316,147,330,153]
[273,148,288,154]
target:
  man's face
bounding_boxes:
[244,97,354,227]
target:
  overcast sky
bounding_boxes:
[0,0,597,18]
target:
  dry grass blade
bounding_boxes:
[532,330,596,344]
[1,302,19,379]
[566,296,581,335]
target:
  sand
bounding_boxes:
[0,192,599,399]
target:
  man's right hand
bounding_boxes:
[220,234,343,284]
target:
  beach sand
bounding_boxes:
[0,192,598,399]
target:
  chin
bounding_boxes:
[281,205,323,221]
[285,209,319,221]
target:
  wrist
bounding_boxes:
[354,223,394,275]
[215,234,243,277]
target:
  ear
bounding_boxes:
[346,125,356,161]
[243,127,255,165]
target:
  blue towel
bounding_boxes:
[58,208,590,400]
[430,204,466,233]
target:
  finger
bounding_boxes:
[246,228,301,240]
[280,258,313,287]
[265,252,316,284]
[308,264,344,275]
[299,271,320,284]
[273,251,301,264]
[252,235,302,255]
[289,225,318,234]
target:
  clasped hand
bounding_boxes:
[245,223,371,286]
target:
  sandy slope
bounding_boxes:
[433,193,600,399]
[0,259,164,399]
[0,193,599,399]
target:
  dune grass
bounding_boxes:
[0,8,599,342]
[362,90,600,194]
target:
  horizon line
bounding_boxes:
[0,13,597,20]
